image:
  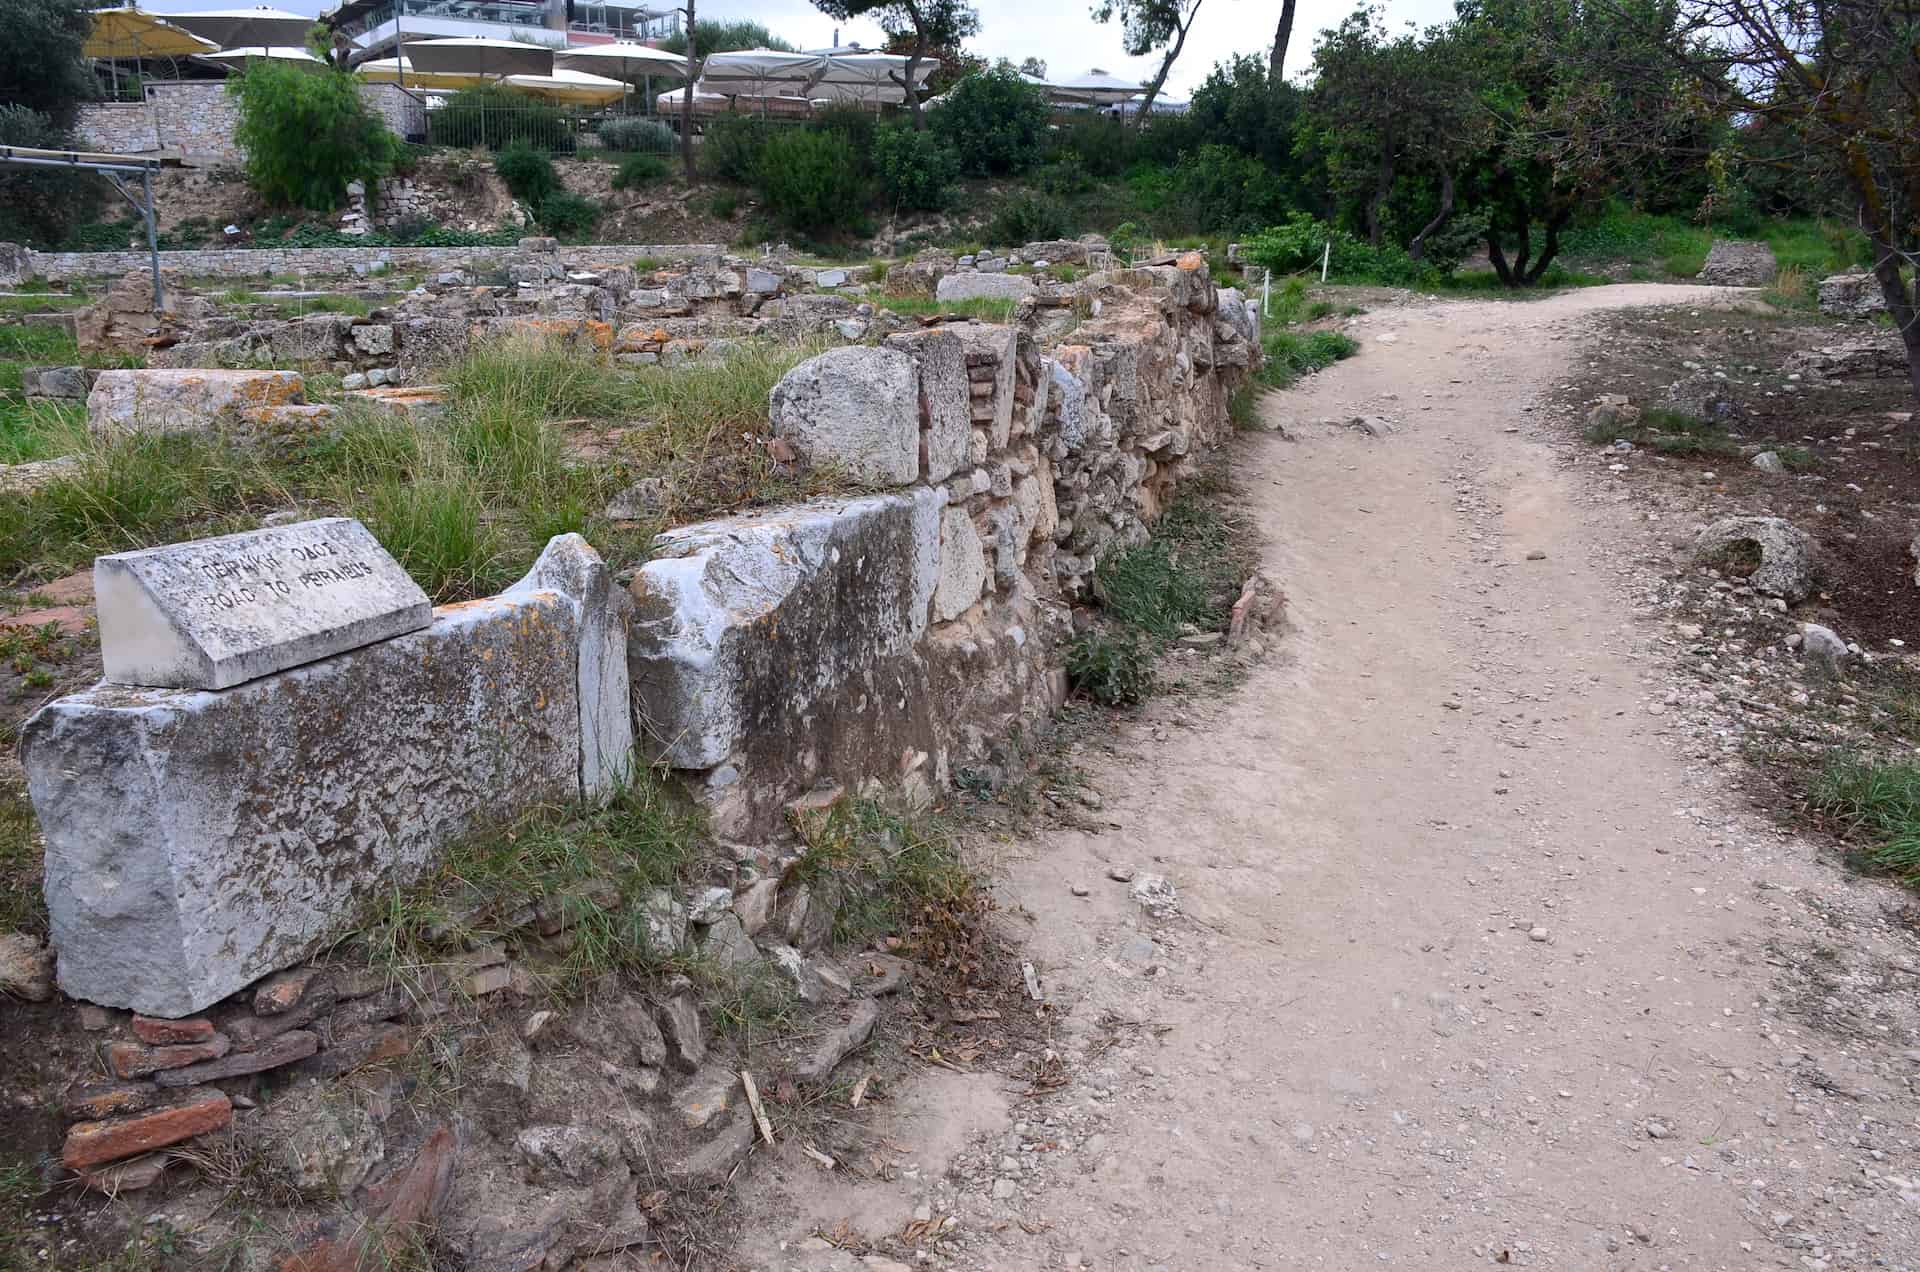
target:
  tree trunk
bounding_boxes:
[1363,137,1395,249]
[1407,167,1454,263]
[1267,0,1297,89]
[1521,207,1571,285]
[1867,231,1920,404]
[904,34,927,130]
[679,0,696,183]
[1486,227,1515,286]
[1133,0,1201,125]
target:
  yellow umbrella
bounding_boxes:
[354,57,484,90]
[84,7,221,58]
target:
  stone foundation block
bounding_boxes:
[87,369,306,439]
[22,537,629,1017]
[628,489,945,772]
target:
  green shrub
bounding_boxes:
[1066,629,1158,706]
[1244,212,1424,285]
[1169,144,1291,235]
[495,142,560,208]
[873,125,958,212]
[1038,153,1094,197]
[1809,754,1920,885]
[809,104,879,171]
[1257,328,1359,389]
[755,128,865,234]
[598,117,676,153]
[987,192,1070,246]
[1049,112,1136,178]
[709,191,738,219]
[702,115,770,183]
[426,84,573,152]
[228,63,401,212]
[612,153,669,190]
[932,65,1049,176]
[537,190,599,237]
[0,104,102,246]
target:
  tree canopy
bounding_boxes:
[0,0,94,128]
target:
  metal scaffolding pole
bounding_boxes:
[0,145,177,308]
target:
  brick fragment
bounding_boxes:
[253,967,322,1015]
[65,1081,160,1121]
[63,1089,231,1170]
[131,1015,216,1045]
[107,1033,230,1079]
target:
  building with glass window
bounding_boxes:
[324,0,679,59]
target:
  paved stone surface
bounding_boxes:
[95,517,431,690]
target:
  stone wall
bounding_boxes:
[629,255,1260,835]
[24,241,726,282]
[73,101,158,154]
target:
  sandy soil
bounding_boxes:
[730,284,1920,1271]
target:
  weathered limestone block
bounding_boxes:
[937,273,1034,303]
[269,316,354,364]
[628,488,944,773]
[1695,516,1816,602]
[20,541,631,1017]
[768,346,921,485]
[23,366,90,399]
[87,369,305,439]
[509,534,633,797]
[395,317,470,376]
[1818,274,1889,319]
[0,241,28,287]
[351,324,396,357]
[883,328,970,482]
[95,518,432,691]
[932,507,987,622]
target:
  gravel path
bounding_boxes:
[732,285,1920,1272]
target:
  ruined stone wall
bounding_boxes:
[23,242,726,283]
[628,256,1260,835]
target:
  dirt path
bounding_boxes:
[732,285,1920,1271]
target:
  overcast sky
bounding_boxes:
[143,0,1458,97]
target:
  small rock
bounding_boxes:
[1645,1120,1671,1140]
[1106,866,1136,883]
[656,994,706,1072]
[1751,450,1784,473]
[1800,622,1848,667]
[1525,549,1547,561]
[1070,884,1090,897]
[991,1177,1017,1200]
[0,932,55,1002]
[1527,927,1550,943]
[1129,874,1179,918]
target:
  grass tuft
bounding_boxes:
[1808,754,1920,885]
[1257,328,1359,390]
[789,798,987,985]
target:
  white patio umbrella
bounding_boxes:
[199,45,328,72]
[698,49,824,97]
[809,52,937,105]
[404,36,555,79]
[502,68,628,105]
[163,6,317,51]
[1046,67,1143,105]
[554,42,686,76]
